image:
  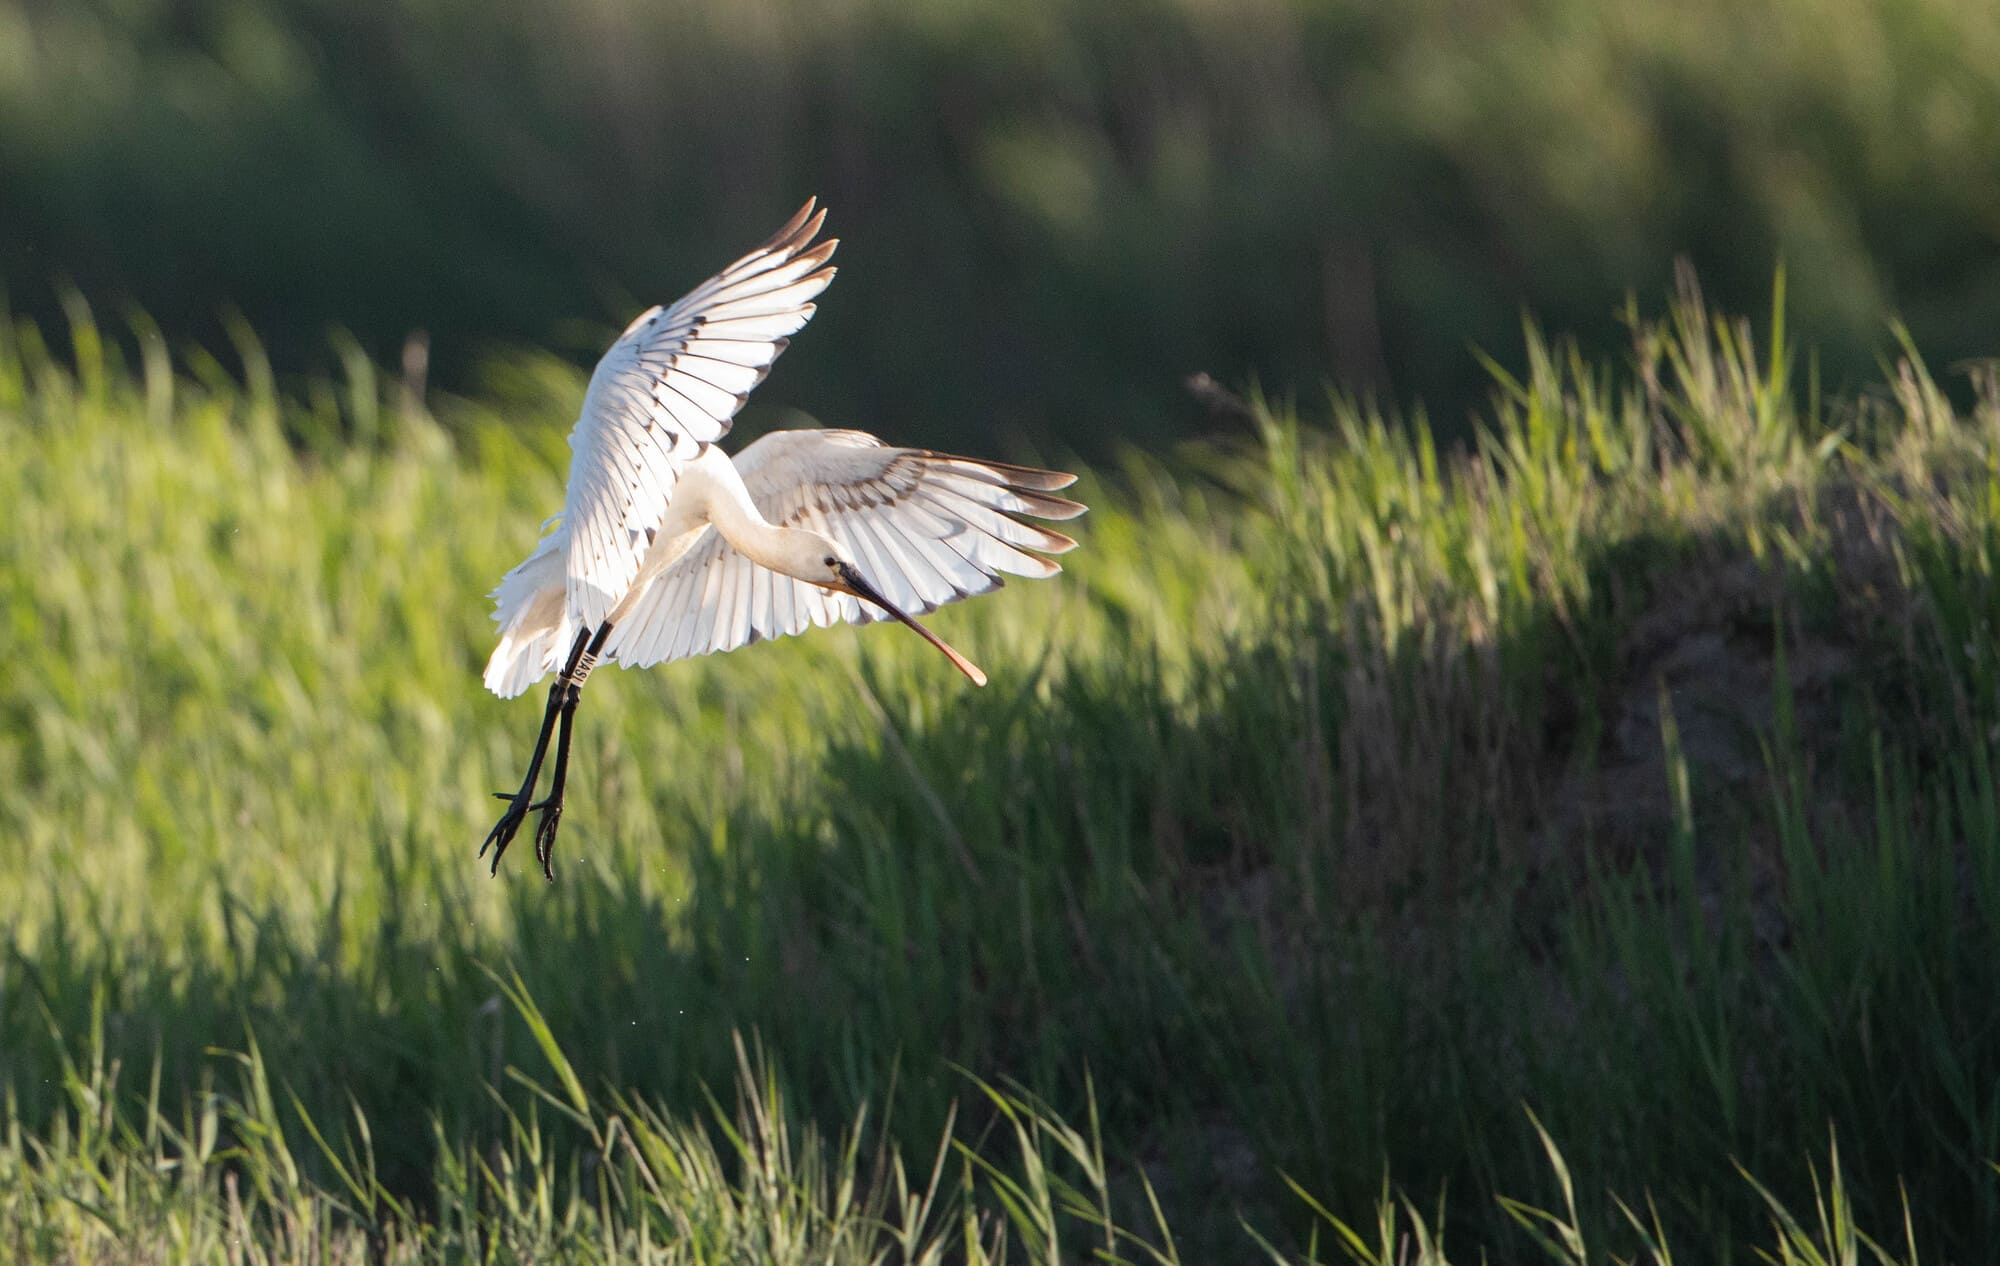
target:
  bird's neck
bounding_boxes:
[700,457,808,576]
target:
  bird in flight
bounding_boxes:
[480,199,1086,879]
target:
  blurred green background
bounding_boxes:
[5,0,1998,451]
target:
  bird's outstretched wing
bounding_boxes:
[604,430,1085,669]
[563,199,837,628]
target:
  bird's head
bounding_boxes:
[802,536,987,687]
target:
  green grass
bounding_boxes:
[4,280,2000,1259]
[0,977,1925,1264]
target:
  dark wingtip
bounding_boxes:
[764,197,818,249]
[760,198,829,258]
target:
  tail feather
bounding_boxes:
[484,530,571,698]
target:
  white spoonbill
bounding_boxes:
[480,199,1086,878]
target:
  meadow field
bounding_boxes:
[3,279,1999,1261]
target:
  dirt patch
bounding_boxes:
[1531,481,1906,918]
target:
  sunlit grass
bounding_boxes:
[3,283,2000,1257]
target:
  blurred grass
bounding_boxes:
[2,0,1998,450]
[6,282,2000,1256]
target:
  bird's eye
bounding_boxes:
[823,555,838,568]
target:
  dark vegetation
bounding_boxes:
[4,0,1999,451]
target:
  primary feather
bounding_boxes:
[561,199,836,628]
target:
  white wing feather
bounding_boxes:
[561,200,837,629]
[604,430,1085,669]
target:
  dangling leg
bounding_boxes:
[481,626,591,874]
[529,621,611,881]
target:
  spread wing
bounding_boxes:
[561,199,837,628]
[604,430,1085,670]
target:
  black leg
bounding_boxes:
[529,621,611,881]
[481,626,591,875]
[530,687,579,881]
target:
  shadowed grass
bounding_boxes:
[0,979,1927,1264]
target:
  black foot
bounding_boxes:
[481,790,534,875]
[480,620,606,882]
[530,797,564,882]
